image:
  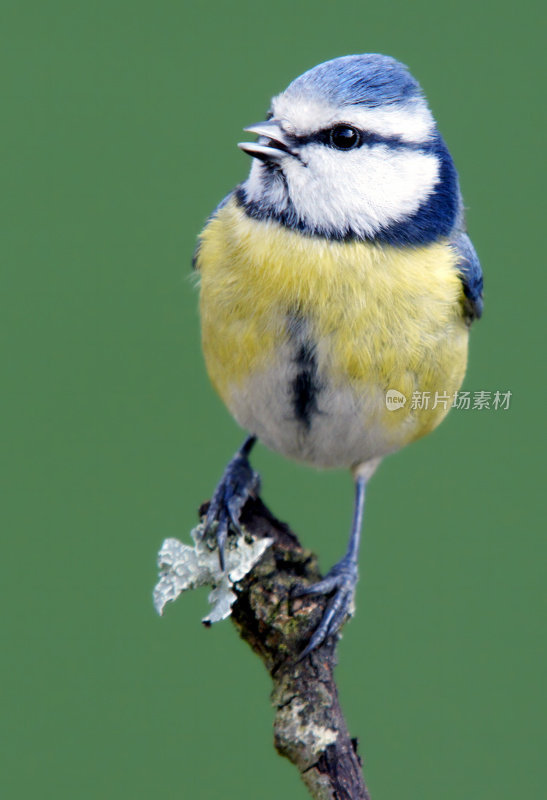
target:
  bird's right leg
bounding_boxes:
[294,474,366,658]
[203,435,260,571]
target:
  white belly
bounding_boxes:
[227,340,408,470]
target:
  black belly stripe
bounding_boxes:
[291,340,322,429]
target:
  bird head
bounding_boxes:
[238,54,461,244]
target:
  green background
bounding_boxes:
[2,1,544,798]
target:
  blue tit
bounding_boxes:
[193,53,483,657]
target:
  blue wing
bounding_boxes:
[192,191,233,270]
[452,232,484,322]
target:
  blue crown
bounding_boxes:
[283,54,423,108]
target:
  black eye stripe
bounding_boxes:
[292,128,428,152]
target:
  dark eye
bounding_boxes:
[329,125,360,150]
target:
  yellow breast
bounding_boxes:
[196,196,469,464]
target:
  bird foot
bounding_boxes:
[293,556,358,659]
[203,442,260,571]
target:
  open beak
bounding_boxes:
[238,120,296,163]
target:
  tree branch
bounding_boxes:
[200,495,370,800]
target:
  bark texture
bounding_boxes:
[200,496,370,800]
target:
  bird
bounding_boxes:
[193,53,483,658]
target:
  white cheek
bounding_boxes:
[284,146,440,237]
[245,160,289,211]
[245,161,267,203]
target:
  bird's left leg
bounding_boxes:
[203,435,260,571]
[295,474,366,658]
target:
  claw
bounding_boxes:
[214,514,229,572]
[203,436,259,570]
[295,557,358,660]
[292,573,341,598]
